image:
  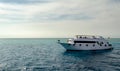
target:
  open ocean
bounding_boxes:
[0,38,120,71]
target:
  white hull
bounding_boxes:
[59,35,113,51]
[60,43,113,51]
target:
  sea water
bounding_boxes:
[0,38,120,71]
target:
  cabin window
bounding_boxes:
[105,44,107,47]
[93,44,95,47]
[74,41,96,43]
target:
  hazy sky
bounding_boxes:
[0,0,120,38]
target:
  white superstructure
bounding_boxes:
[59,35,113,50]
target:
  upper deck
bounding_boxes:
[67,35,108,44]
[75,35,104,39]
[74,35,105,40]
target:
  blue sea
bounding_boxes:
[0,38,120,71]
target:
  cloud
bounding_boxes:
[0,0,111,23]
[0,2,59,24]
[0,0,54,4]
[31,13,93,23]
[109,0,120,3]
[0,0,120,37]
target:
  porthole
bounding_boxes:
[79,44,81,46]
[73,44,75,46]
[109,44,112,46]
[86,44,88,46]
[101,42,103,44]
[100,44,102,46]
[96,41,99,44]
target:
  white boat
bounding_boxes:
[58,35,113,51]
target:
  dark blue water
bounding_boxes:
[0,38,120,71]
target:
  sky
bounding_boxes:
[0,0,120,38]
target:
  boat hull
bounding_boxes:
[60,43,113,51]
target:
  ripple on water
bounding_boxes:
[0,38,119,71]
